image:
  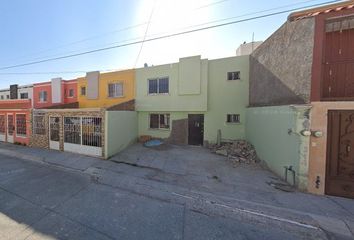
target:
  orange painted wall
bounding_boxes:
[33,80,77,109]
[0,100,32,145]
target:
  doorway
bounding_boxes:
[49,116,60,150]
[7,114,14,143]
[326,110,354,198]
[188,114,204,145]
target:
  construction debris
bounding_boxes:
[209,140,260,165]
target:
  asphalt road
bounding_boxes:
[0,153,327,240]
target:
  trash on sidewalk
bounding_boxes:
[209,140,260,165]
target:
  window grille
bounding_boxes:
[82,117,102,147]
[226,114,240,123]
[16,114,26,136]
[64,117,81,144]
[0,115,5,134]
[33,114,45,135]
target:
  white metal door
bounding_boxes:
[49,116,60,150]
[7,114,14,143]
[0,115,5,142]
[63,116,102,157]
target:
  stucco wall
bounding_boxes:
[204,56,249,143]
[250,18,315,106]
[105,111,138,158]
[246,105,311,189]
[135,56,208,112]
[78,70,135,108]
[138,111,193,139]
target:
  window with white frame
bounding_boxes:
[149,113,170,129]
[16,114,27,136]
[33,114,45,135]
[20,93,28,99]
[148,77,169,94]
[39,91,47,102]
[0,96,3,100]
[6,95,9,99]
[227,71,240,80]
[226,114,240,123]
[108,83,123,98]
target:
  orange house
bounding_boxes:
[33,78,78,109]
[0,99,32,145]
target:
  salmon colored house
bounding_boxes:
[0,99,32,145]
[33,78,78,109]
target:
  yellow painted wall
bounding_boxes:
[78,70,135,108]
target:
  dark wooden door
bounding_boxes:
[188,114,204,146]
[326,110,354,198]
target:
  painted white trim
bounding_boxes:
[6,114,14,143]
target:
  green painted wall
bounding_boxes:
[246,106,302,185]
[138,111,200,139]
[135,56,208,112]
[204,55,249,143]
[105,111,138,159]
[136,55,250,143]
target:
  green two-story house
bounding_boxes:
[136,55,249,145]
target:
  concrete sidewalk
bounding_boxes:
[1,142,354,239]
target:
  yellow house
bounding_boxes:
[78,69,135,108]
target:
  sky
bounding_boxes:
[0,0,345,88]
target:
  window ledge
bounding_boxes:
[148,128,170,131]
[107,96,125,99]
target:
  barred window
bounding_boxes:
[226,114,240,123]
[64,117,81,144]
[33,114,45,135]
[0,115,5,134]
[108,83,123,98]
[82,117,102,147]
[16,114,27,136]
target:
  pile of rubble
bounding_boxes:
[209,140,260,165]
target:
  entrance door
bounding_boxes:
[0,115,5,141]
[7,114,14,143]
[49,116,60,150]
[326,110,354,198]
[188,114,204,145]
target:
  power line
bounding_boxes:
[0,0,341,71]
[134,0,156,68]
[2,0,232,64]
[2,0,332,66]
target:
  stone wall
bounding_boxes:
[30,109,105,157]
[249,18,315,106]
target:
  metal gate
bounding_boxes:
[7,114,14,143]
[63,116,102,157]
[49,116,60,150]
[0,115,5,142]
